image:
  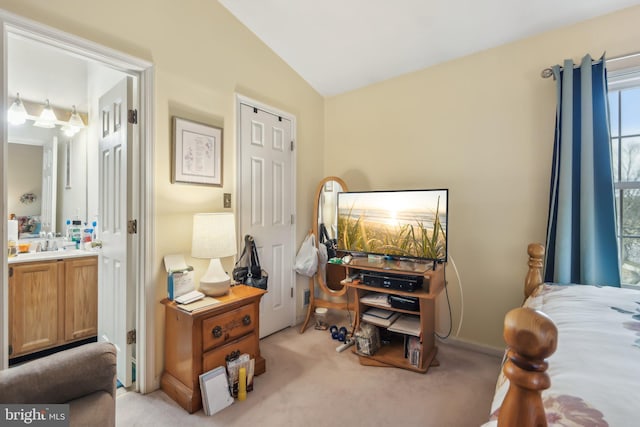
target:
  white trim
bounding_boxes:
[234,94,298,329]
[0,9,156,393]
[1,20,8,371]
[138,67,157,393]
[438,335,505,358]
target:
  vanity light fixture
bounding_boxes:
[61,105,85,137]
[7,92,27,125]
[33,99,57,128]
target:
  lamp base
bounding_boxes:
[199,258,231,297]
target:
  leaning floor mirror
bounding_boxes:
[299,176,351,333]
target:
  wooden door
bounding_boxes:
[9,261,63,357]
[64,257,98,341]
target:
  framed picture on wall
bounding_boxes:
[172,117,223,186]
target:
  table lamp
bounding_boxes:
[191,213,237,296]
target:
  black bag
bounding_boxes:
[319,223,338,259]
[232,235,268,290]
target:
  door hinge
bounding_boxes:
[9,267,13,278]
[127,329,136,345]
[290,140,294,151]
[291,214,295,225]
[290,288,293,298]
[8,344,12,356]
[128,109,138,124]
[128,219,138,234]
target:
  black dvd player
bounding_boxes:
[388,294,420,311]
[361,270,423,292]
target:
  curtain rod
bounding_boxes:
[540,51,640,78]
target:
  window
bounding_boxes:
[608,64,640,287]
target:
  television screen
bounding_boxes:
[337,189,448,262]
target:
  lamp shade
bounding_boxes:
[34,99,57,128]
[191,213,237,259]
[7,93,27,125]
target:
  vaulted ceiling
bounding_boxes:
[219,0,640,96]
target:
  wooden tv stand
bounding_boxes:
[343,258,445,373]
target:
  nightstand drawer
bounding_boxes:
[202,304,255,351]
[202,334,256,372]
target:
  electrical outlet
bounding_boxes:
[304,289,310,305]
[223,193,231,208]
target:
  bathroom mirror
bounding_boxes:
[8,124,87,239]
[300,176,349,333]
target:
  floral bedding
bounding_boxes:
[484,284,640,427]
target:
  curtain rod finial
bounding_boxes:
[541,68,554,79]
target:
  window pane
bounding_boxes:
[621,87,640,136]
[622,188,640,236]
[615,189,621,235]
[620,237,640,285]
[619,137,640,182]
[612,137,619,182]
[609,91,619,137]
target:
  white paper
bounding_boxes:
[199,366,233,416]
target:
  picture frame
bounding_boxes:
[172,117,223,186]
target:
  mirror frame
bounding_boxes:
[312,176,348,296]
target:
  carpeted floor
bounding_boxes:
[117,320,502,427]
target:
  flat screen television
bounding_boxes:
[337,189,448,263]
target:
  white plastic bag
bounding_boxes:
[294,234,318,277]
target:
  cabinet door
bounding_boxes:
[9,261,63,357]
[64,257,98,341]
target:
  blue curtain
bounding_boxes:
[544,54,621,287]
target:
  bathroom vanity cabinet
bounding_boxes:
[8,255,98,358]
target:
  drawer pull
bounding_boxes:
[226,350,241,362]
[243,315,251,326]
[212,326,223,338]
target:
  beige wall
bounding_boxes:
[325,5,640,348]
[0,0,325,382]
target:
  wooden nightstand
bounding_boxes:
[160,285,266,413]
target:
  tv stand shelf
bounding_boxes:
[342,260,445,373]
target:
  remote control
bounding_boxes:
[336,339,354,353]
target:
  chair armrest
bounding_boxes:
[0,342,117,404]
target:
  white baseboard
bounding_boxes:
[437,335,504,358]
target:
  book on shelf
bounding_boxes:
[359,292,391,308]
[226,353,254,398]
[387,314,421,337]
[199,366,234,416]
[361,307,400,327]
[404,335,422,367]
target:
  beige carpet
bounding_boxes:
[117,321,502,427]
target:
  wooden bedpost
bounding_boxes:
[525,243,545,300]
[498,307,557,427]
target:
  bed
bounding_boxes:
[484,243,640,427]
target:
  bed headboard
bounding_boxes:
[524,243,545,300]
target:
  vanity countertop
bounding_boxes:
[8,249,99,264]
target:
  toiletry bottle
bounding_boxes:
[71,220,82,249]
[92,219,98,241]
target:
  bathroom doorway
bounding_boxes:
[1,12,155,393]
